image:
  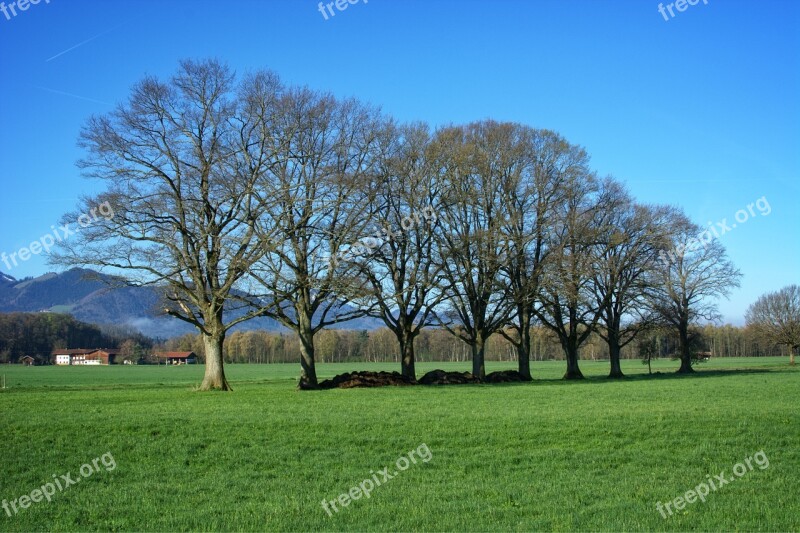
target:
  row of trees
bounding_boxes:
[160,323,791,365]
[56,59,790,390]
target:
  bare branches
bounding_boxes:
[746,285,800,363]
[52,59,287,390]
[429,121,524,379]
[344,121,447,378]
[647,209,742,372]
[54,58,750,385]
[244,88,385,387]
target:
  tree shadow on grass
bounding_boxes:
[523,365,791,388]
[305,364,795,391]
[449,365,794,390]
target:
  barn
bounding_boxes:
[156,352,198,365]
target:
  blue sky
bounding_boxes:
[0,0,797,323]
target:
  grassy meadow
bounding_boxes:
[0,357,798,531]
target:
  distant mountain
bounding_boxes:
[0,269,106,311]
[0,268,382,339]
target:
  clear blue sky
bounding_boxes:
[0,0,798,324]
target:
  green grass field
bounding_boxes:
[1,358,798,532]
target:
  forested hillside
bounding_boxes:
[0,313,152,363]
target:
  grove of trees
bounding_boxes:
[55,59,764,390]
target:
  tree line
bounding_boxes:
[1,309,786,366]
[54,59,795,390]
[160,323,788,365]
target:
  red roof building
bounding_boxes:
[155,351,198,365]
[53,349,119,365]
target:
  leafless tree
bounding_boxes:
[649,211,742,373]
[52,60,283,391]
[534,163,606,380]
[499,128,579,380]
[591,183,670,378]
[351,122,446,379]
[746,285,800,365]
[248,88,383,388]
[432,122,516,379]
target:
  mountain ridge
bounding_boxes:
[0,268,381,339]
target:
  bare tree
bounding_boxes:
[649,211,742,373]
[746,285,800,365]
[534,165,605,380]
[248,88,383,388]
[499,128,579,380]
[352,122,446,379]
[591,183,668,378]
[432,121,516,379]
[52,60,283,391]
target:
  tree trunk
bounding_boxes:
[516,310,533,381]
[676,320,694,374]
[790,346,796,366]
[472,335,486,380]
[397,330,417,380]
[298,326,318,389]
[516,341,532,381]
[563,338,584,380]
[295,305,318,389]
[199,331,231,391]
[608,333,624,379]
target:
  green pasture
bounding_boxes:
[0,357,797,531]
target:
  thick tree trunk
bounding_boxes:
[472,335,486,380]
[397,330,417,380]
[563,338,584,380]
[517,342,532,381]
[676,321,694,374]
[295,306,319,388]
[298,328,318,389]
[608,334,624,379]
[199,331,231,391]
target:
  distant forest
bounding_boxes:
[160,323,786,365]
[0,313,153,364]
